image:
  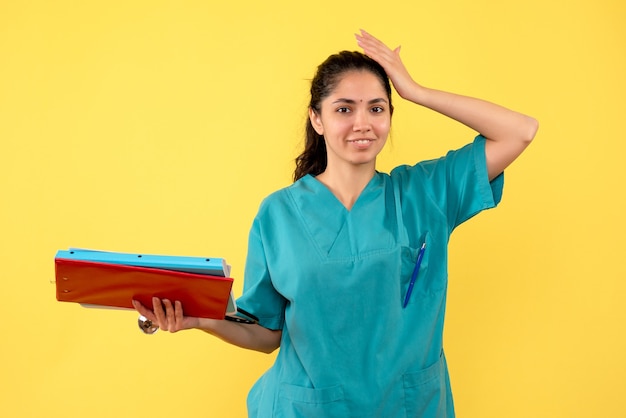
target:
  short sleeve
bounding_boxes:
[390,135,504,234]
[445,135,503,229]
[235,214,286,330]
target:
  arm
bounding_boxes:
[132,298,281,354]
[356,30,538,180]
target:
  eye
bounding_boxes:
[336,107,351,113]
[371,106,385,113]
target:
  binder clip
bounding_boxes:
[138,315,159,334]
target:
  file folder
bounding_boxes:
[55,251,234,319]
[57,249,230,276]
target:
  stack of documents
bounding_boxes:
[55,248,234,319]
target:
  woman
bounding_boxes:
[134,30,538,417]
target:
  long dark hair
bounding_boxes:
[293,51,393,182]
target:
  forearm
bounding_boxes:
[403,83,538,179]
[196,318,282,354]
[406,84,538,144]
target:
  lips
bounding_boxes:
[347,138,376,150]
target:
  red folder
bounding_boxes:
[55,258,234,319]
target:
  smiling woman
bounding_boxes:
[133,30,538,417]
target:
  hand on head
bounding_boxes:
[355,29,420,101]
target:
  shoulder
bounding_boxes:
[389,135,488,182]
[255,175,313,218]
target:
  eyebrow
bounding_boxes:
[331,97,388,105]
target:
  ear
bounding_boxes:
[308,107,324,135]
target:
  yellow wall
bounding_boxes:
[1,1,624,417]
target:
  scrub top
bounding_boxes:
[236,135,504,418]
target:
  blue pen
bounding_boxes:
[403,243,426,308]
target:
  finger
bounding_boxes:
[356,35,397,67]
[132,299,157,322]
[357,28,380,44]
[174,300,184,331]
[356,30,389,53]
[355,33,379,54]
[152,297,167,328]
[162,299,176,332]
[357,32,404,69]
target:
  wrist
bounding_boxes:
[194,317,217,331]
[400,82,428,105]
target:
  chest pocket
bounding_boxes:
[400,232,444,306]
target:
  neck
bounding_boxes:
[315,163,375,211]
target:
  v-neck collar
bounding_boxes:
[302,173,383,213]
[287,173,393,259]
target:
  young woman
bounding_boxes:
[134,30,538,417]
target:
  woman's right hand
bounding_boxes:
[133,297,282,353]
[132,297,200,333]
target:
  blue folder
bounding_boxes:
[56,249,230,276]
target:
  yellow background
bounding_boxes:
[1,0,624,417]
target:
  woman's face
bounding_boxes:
[309,70,391,171]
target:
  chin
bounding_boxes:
[349,156,378,166]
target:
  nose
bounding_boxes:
[352,109,371,132]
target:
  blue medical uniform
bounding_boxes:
[236,136,504,418]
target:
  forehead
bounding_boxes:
[328,70,388,100]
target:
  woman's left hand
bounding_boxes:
[355,29,421,102]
